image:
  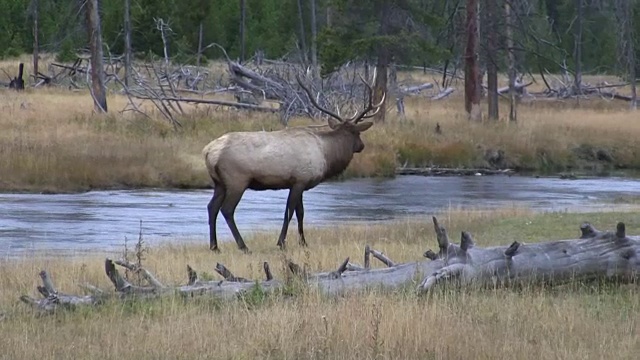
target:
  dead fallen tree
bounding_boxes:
[19,217,640,313]
[396,167,514,176]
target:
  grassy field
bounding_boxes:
[0,208,639,359]
[1,56,640,192]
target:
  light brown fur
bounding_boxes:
[202,121,373,252]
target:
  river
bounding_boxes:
[1,175,639,257]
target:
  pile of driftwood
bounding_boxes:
[529,69,635,102]
[20,217,640,314]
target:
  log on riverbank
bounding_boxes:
[396,167,514,176]
[20,217,640,313]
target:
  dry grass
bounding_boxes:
[1,58,640,192]
[0,208,639,359]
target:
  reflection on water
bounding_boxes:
[1,175,639,257]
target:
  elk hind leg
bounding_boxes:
[294,193,307,246]
[220,187,250,253]
[207,184,226,252]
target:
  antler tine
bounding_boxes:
[296,74,345,123]
[346,73,386,123]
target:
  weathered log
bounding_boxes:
[417,218,640,292]
[497,81,532,95]
[263,262,273,281]
[20,270,100,313]
[400,82,434,95]
[396,167,514,176]
[431,87,455,100]
[114,259,165,288]
[9,63,25,91]
[215,263,251,282]
[18,218,640,313]
[125,94,279,113]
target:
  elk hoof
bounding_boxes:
[240,246,252,254]
[210,246,221,253]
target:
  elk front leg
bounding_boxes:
[277,186,303,250]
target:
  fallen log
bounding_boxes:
[18,218,640,313]
[432,87,455,100]
[8,63,25,91]
[497,81,532,95]
[126,94,279,113]
[400,82,433,95]
[396,167,514,176]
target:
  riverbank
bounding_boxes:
[2,71,640,193]
[1,208,638,359]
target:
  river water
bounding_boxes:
[1,175,639,257]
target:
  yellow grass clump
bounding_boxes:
[0,208,639,359]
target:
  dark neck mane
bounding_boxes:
[318,130,355,180]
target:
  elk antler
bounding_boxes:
[346,71,387,124]
[296,74,345,123]
[296,70,386,125]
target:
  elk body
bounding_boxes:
[202,75,385,253]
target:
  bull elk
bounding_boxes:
[202,73,385,253]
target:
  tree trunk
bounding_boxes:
[374,60,388,123]
[32,0,39,80]
[465,0,481,121]
[573,0,583,96]
[486,0,498,121]
[240,0,246,63]
[123,0,132,87]
[20,218,640,313]
[624,0,637,110]
[373,0,391,123]
[310,0,318,76]
[296,0,307,64]
[615,0,637,110]
[505,0,517,122]
[197,22,204,68]
[630,51,637,110]
[85,0,107,112]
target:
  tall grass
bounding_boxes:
[1,60,640,192]
[1,208,638,359]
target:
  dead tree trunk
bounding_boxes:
[310,0,318,76]
[486,0,498,121]
[123,0,132,87]
[631,52,637,111]
[239,0,246,63]
[505,0,517,122]
[615,0,637,110]
[296,0,307,64]
[32,0,39,80]
[9,63,25,91]
[20,217,640,313]
[85,0,107,112]
[465,0,481,121]
[197,22,204,68]
[573,0,583,96]
[373,0,391,123]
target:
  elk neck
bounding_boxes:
[318,129,358,180]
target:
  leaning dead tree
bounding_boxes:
[83,0,107,112]
[20,217,640,314]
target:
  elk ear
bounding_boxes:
[354,121,373,132]
[328,118,341,129]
